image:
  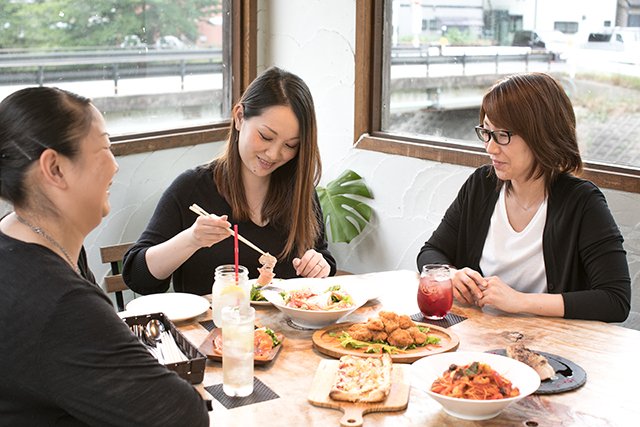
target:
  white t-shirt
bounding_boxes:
[479,186,548,293]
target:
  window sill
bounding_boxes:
[109,123,230,157]
[356,133,640,194]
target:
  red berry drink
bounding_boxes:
[417,265,453,320]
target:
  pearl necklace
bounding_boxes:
[16,214,81,275]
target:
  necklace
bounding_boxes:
[15,214,81,275]
[509,192,543,212]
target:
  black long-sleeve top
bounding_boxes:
[417,165,631,322]
[123,164,336,296]
[0,230,209,426]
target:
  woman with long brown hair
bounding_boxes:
[417,72,630,322]
[124,66,336,295]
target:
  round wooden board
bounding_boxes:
[312,321,459,364]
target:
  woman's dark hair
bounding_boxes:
[0,87,92,207]
[213,66,321,259]
[480,72,583,192]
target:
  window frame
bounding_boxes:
[354,0,640,194]
[109,0,257,157]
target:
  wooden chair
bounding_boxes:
[100,242,134,311]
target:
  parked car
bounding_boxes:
[120,35,146,49]
[585,27,640,51]
[512,30,570,60]
[155,35,189,50]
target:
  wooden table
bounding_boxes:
[176,270,640,426]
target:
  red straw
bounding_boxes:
[233,224,239,283]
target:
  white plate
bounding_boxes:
[125,292,210,321]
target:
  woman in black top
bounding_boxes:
[417,73,630,322]
[0,87,208,426]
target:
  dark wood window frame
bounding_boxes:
[354,0,640,194]
[109,0,257,157]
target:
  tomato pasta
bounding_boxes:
[431,361,520,400]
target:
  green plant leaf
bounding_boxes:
[317,169,374,243]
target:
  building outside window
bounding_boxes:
[356,0,639,193]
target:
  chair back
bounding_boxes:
[100,242,133,311]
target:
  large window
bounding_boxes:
[0,0,257,156]
[355,0,639,193]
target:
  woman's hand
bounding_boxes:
[450,267,487,305]
[188,214,232,248]
[292,249,331,278]
[477,276,524,313]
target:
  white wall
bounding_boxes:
[83,141,227,283]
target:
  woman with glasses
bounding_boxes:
[417,72,630,322]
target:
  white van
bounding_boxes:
[585,27,640,51]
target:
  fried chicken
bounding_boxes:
[379,311,399,334]
[343,311,429,348]
[398,314,415,329]
[386,328,413,348]
[366,317,385,331]
[347,323,373,342]
[407,326,427,345]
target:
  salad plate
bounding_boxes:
[262,282,368,329]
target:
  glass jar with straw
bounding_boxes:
[211,224,250,326]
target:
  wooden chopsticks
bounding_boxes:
[188,203,267,256]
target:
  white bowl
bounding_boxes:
[261,279,368,329]
[411,351,540,420]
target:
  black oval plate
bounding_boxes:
[487,349,587,394]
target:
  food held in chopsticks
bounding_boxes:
[282,285,353,311]
[256,252,277,286]
[431,361,520,400]
[506,344,556,381]
[329,354,393,403]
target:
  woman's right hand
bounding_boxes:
[188,214,232,248]
[450,267,487,306]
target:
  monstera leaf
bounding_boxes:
[317,170,374,244]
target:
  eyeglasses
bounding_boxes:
[474,126,513,146]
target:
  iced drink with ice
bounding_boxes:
[417,264,453,320]
[221,305,255,397]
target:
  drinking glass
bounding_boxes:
[212,265,249,327]
[221,305,255,397]
[417,264,453,320]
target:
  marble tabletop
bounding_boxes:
[175,270,640,426]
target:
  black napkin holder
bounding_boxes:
[122,312,206,384]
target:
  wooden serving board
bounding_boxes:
[308,359,410,427]
[312,322,459,364]
[197,328,284,365]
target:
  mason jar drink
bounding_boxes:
[417,264,453,320]
[221,305,255,397]
[212,265,249,327]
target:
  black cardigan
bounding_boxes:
[417,165,631,322]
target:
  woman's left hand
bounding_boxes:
[292,249,331,278]
[476,276,524,314]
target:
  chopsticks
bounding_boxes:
[189,203,267,256]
